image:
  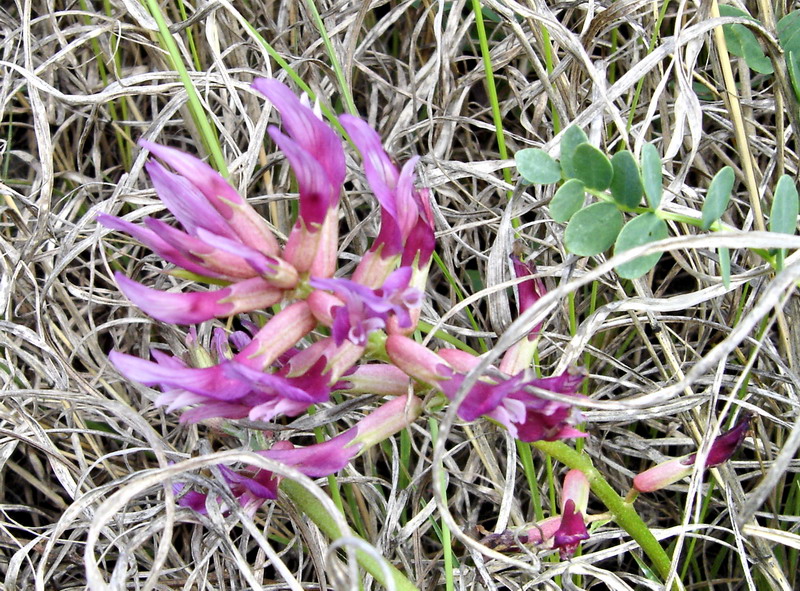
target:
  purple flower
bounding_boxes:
[340,115,435,289]
[137,141,280,256]
[499,255,547,375]
[633,413,752,493]
[552,499,590,559]
[482,469,591,557]
[177,394,422,515]
[99,141,300,323]
[253,79,346,277]
[113,273,284,325]
[109,302,324,423]
[100,143,286,277]
[386,335,586,442]
[309,267,422,346]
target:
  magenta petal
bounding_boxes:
[139,140,279,256]
[395,157,423,237]
[552,499,589,559]
[339,115,399,216]
[144,218,258,279]
[115,273,234,323]
[219,465,279,501]
[176,489,210,514]
[98,214,221,278]
[252,79,345,188]
[511,255,546,314]
[260,429,358,477]
[704,412,752,468]
[224,358,329,403]
[268,127,338,227]
[145,160,236,240]
[191,227,271,273]
[109,352,251,399]
[401,214,436,268]
[139,141,244,214]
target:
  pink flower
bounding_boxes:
[633,413,752,493]
[340,115,434,289]
[109,302,325,423]
[176,395,422,515]
[253,79,346,277]
[98,140,299,323]
[386,335,586,442]
[309,266,422,346]
[112,273,284,325]
[500,254,547,375]
[482,469,590,558]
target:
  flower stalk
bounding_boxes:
[534,440,675,585]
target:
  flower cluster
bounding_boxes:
[101,79,587,514]
[482,469,591,558]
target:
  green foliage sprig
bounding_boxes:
[516,127,799,282]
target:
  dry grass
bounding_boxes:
[1,1,799,590]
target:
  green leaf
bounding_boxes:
[701,166,735,230]
[560,126,589,179]
[516,148,561,184]
[719,247,731,289]
[770,175,799,235]
[720,5,750,54]
[641,143,662,210]
[609,150,644,209]
[720,5,773,74]
[613,213,669,279]
[778,14,800,98]
[778,11,800,54]
[564,202,624,256]
[787,50,800,101]
[572,144,613,191]
[550,179,586,223]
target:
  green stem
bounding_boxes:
[281,479,420,591]
[429,419,455,591]
[534,441,675,585]
[471,0,515,203]
[145,0,228,176]
[305,0,359,116]
[236,18,350,139]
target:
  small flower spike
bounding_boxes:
[253,79,346,277]
[386,335,586,442]
[339,115,435,289]
[633,413,752,493]
[500,254,547,375]
[482,469,591,557]
[177,395,422,515]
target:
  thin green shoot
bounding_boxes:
[175,0,203,71]
[304,0,359,116]
[145,0,228,175]
[429,417,456,591]
[471,0,515,204]
[516,440,544,521]
[626,0,671,135]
